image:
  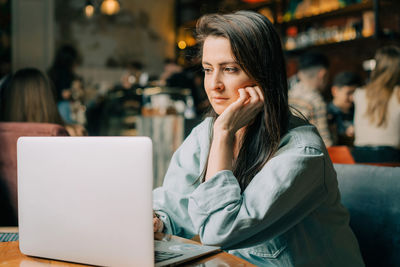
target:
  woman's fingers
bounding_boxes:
[253,86,265,102]
[214,85,264,134]
[153,211,163,232]
[153,218,158,232]
[238,88,249,103]
[228,86,263,115]
[228,88,249,111]
[153,217,163,232]
[245,86,260,104]
[244,86,264,113]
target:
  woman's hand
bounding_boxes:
[214,86,264,136]
[204,86,264,181]
[153,211,164,233]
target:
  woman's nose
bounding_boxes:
[209,72,224,91]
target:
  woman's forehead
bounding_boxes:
[202,36,236,63]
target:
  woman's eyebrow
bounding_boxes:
[202,61,239,66]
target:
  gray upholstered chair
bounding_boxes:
[334,164,400,267]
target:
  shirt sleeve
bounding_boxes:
[152,119,210,239]
[188,144,328,249]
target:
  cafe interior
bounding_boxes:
[0,0,399,266]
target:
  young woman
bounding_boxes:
[353,45,400,162]
[1,68,65,124]
[153,11,364,266]
[0,68,86,136]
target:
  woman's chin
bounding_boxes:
[212,106,224,115]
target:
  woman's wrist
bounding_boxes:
[213,124,235,143]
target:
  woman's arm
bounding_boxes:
[205,87,264,181]
[152,118,211,238]
[188,136,328,249]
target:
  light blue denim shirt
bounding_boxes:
[153,115,364,267]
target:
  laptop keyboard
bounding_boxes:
[0,233,19,242]
[155,250,183,263]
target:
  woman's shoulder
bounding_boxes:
[181,117,213,148]
[187,117,213,136]
[280,115,326,152]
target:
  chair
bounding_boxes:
[351,146,400,164]
[0,122,69,225]
[327,146,355,164]
[334,164,400,267]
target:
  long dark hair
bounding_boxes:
[196,11,289,191]
[1,68,65,125]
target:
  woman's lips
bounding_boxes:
[212,97,229,104]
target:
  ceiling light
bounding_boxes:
[101,0,120,16]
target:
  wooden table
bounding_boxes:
[0,228,255,266]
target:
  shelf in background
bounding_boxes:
[281,1,373,26]
[284,36,376,54]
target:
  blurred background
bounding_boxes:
[1,1,400,113]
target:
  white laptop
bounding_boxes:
[17,137,219,267]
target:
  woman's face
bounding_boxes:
[202,36,256,115]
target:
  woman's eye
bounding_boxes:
[202,68,212,74]
[224,67,238,73]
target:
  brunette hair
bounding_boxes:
[298,52,329,71]
[365,45,400,127]
[1,68,64,124]
[196,11,289,191]
[332,71,361,87]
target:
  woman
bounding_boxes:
[48,45,80,103]
[353,45,400,162]
[153,11,364,266]
[0,68,86,136]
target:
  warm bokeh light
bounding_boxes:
[101,0,120,15]
[178,41,187,50]
[186,36,196,46]
[84,5,95,18]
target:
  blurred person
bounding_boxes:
[48,45,80,103]
[152,11,363,266]
[287,72,300,90]
[353,45,400,162]
[289,51,333,146]
[0,68,86,136]
[158,58,183,86]
[166,65,209,116]
[327,71,362,146]
[48,45,87,126]
[120,61,149,89]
